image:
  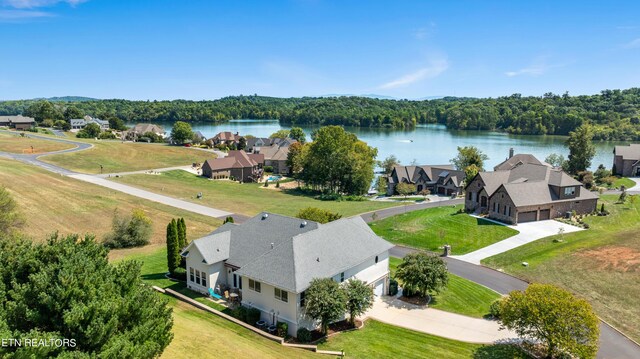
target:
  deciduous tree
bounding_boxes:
[396,182,415,198]
[498,283,599,358]
[103,208,152,249]
[269,129,290,139]
[379,155,400,175]
[296,207,342,224]
[170,121,194,144]
[289,127,306,144]
[304,278,347,335]
[565,124,595,174]
[395,253,449,297]
[344,279,374,326]
[451,146,488,171]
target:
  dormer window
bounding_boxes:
[564,187,576,196]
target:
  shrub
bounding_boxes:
[489,299,502,319]
[297,328,312,343]
[264,181,269,187]
[296,207,342,224]
[264,165,274,173]
[98,131,116,139]
[276,321,288,337]
[275,181,280,188]
[231,306,248,322]
[388,278,399,296]
[103,209,152,248]
[170,267,187,281]
[246,308,261,325]
[342,195,366,201]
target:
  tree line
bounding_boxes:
[3,88,640,139]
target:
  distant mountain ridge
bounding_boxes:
[34,96,99,102]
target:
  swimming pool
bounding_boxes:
[266,175,282,181]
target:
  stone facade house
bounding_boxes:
[181,212,393,337]
[245,137,273,152]
[386,165,464,196]
[201,150,264,182]
[124,123,166,141]
[254,138,297,175]
[212,131,241,146]
[465,157,598,224]
[613,144,640,177]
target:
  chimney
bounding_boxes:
[509,148,514,159]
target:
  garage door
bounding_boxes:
[539,209,551,220]
[446,189,454,196]
[518,211,537,223]
[373,280,384,297]
[438,187,445,195]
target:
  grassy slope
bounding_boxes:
[389,257,500,318]
[0,132,75,153]
[40,140,210,174]
[0,157,219,245]
[318,320,527,359]
[110,170,398,217]
[370,205,519,255]
[613,177,636,189]
[482,195,640,341]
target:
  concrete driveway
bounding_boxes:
[365,295,518,344]
[452,217,584,264]
[627,177,640,193]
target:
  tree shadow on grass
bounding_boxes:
[476,218,505,226]
[473,344,529,359]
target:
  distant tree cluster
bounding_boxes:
[296,207,342,224]
[4,89,640,138]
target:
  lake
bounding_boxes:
[130,119,627,171]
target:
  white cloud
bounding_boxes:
[623,38,640,49]
[1,0,86,8]
[414,22,437,40]
[0,9,52,20]
[505,56,558,77]
[378,58,448,89]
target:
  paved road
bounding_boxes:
[390,245,640,358]
[360,197,463,222]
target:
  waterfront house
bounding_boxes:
[212,131,241,146]
[69,116,110,132]
[465,154,597,224]
[246,137,273,152]
[181,212,393,336]
[386,165,464,196]
[124,123,166,141]
[201,150,264,182]
[613,144,640,177]
[254,138,296,174]
[493,148,548,171]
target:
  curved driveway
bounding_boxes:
[1,131,638,357]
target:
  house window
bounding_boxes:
[275,288,288,302]
[249,279,261,293]
[467,192,472,200]
[564,187,576,196]
[189,268,195,282]
[503,206,507,216]
[300,291,306,307]
[195,270,201,285]
[340,272,345,283]
[375,256,379,264]
[202,274,207,287]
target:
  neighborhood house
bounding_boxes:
[386,164,465,196]
[124,123,166,141]
[254,138,297,174]
[212,131,241,146]
[613,144,640,177]
[465,154,598,224]
[201,150,264,182]
[181,212,393,336]
[0,115,36,130]
[69,116,110,132]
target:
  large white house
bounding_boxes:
[181,212,393,336]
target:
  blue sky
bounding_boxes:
[1,0,639,100]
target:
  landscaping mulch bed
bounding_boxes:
[287,319,363,345]
[398,295,430,306]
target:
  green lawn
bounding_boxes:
[41,140,210,174]
[318,320,527,359]
[0,131,76,153]
[613,177,636,189]
[370,205,519,255]
[110,170,399,217]
[389,257,500,318]
[482,195,640,342]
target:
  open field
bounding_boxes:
[389,257,500,318]
[110,170,399,217]
[370,205,519,255]
[318,319,527,359]
[40,140,210,174]
[483,195,640,342]
[0,157,220,245]
[0,131,76,153]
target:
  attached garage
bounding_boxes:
[438,187,445,195]
[539,209,551,220]
[446,188,455,196]
[518,211,537,223]
[373,279,384,297]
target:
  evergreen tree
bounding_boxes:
[177,217,187,249]
[565,124,596,174]
[166,219,180,275]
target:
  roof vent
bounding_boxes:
[301,221,307,227]
[270,242,274,249]
[316,257,320,262]
[262,213,269,220]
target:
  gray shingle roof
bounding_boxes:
[614,144,640,161]
[236,216,393,293]
[499,181,598,207]
[188,231,231,264]
[494,154,546,171]
[389,165,462,186]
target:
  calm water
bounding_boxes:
[133,119,627,170]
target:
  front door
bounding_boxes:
[480,196,487,207]
[636,167,640,176]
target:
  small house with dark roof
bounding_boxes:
[613,144,640,177]
[181,212,393,336]
[201,150,264,182]
[465,154,598,224]
[245,137,272,152]
[211,131,241,146]
[254,138,297,174]
[386,164,465,196]
[0,115,36,130]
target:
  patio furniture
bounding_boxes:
[229,292,239,303]
[208,288,222,300]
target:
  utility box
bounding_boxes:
[443,245,451,257]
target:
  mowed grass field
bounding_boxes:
[388,257,500,318]
[0,131,76,153]
[370,205,519,255]
[40,139,210,174]
[110,170,399,217]
[483,195,640,342]
[0,157,220,246]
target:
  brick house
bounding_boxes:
[386,165,464,196]
[211,131,241,146]
[465,157,598,224]
[613,144,640,177]
[202,150,264,182]
[254,138,297,174]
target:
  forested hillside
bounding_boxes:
[2,88,640,140]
